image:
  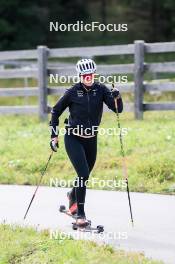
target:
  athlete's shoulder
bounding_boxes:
[94,82,109,91]
[68,82,81,92]
[63,83,80,97]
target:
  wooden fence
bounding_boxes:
[0,40,175,120]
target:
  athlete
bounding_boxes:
[50,59,123,226]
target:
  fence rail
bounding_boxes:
[49,44,135,58]
[0,50,37,61]
[0,105,38,114]
[146,62,175,73]
[0,69,37,79]
[0,40,175,119]
[0,87,38,97]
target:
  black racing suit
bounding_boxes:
[50,82,123,218]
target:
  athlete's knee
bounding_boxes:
[77,174,89,187]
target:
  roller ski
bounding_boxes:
[59,204,78,220]
[59,192,104,233]
[59,204,91,223]
[72,220,104,233]
[59,191,78,219]
[59,205,104,233]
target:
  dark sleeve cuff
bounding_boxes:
[112,90,120,98]
[49,121,59,138]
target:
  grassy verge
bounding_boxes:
[0,224,162,264]
[0,112,175,194]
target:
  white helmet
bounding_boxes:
[76,58,97,75]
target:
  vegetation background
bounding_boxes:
[0,1,174,263]
[0,0,175,50]
[0,0,175,193]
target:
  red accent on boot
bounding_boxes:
[69,203,78,215]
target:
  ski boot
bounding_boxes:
[67,191,77,216]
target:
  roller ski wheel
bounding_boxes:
[72,221,104,233]
[59,205,66,212]
[59,204,78,219]
[97,225,104,233]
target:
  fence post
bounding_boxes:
[37,46,48,120]
[134,40,145,119]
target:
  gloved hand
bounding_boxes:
[111,88,120,98]
[50,137,59,152]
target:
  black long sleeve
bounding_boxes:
[50,89,70,138]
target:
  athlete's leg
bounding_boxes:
[69,136,97,203]
[64,133,89,217]
[83,136,97,173]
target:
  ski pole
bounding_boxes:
[112,84,134,227]
[23,151,53,220]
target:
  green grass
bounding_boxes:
[0,111,175,194]
[0,224,162,264]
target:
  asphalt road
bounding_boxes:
[0,185,175,264]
